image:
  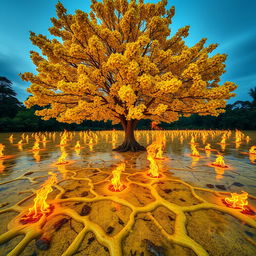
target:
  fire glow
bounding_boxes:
[20,174,57,224]
[211,154,228,168]
[223,191,255,214]
[109,163,126,192]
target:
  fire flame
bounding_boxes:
[32,140,40,151]
[190,145,200,157]
[75,141,81,149]
[249,145,256,155]
[147,154,160,178]
[212,154,227,168]
[56,150,69,165]
[205,143,211,150]
[224,191,248,210]
[0,144,5,158]
[110,163,126,192]
[20,173,57,223]
[220,136,226,144]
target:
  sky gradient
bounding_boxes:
[0,0,255,103]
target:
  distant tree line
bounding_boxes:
[0,76,255,132]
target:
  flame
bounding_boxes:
[224,191,248,210]
[249,145,256,155]
[190,136,195,144]
[110,163,125,191]
[205,143,211,150]
[9,134,13,143]
[20,173,57,223]
[249,154,256,164]
[32,140,40,151]
[190,144,200,157]
[57,150,69,165]
[75,141,81,149]
[18,139,23,145]
[147,154,160,178]
[60,135,67,146]
[212,154,227,168]
[220,136,226,144]
[146,138,165,159]
[0,144,5,158]
[0,160,5,173]
[246,136,250,143]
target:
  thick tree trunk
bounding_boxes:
[113,119,145,152]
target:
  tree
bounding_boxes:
[21,0,237,151]
[249,87,256,107]
[0,76,22,118]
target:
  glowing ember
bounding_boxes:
[147,155,161,178]
[211,154,228,168]
[224,191,248,210]
[190,145,200,157]
[20,174,57,224]
[249,145,256,155]
[109,163,126,192]
[0,144,5,158]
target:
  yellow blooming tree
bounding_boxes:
[21,0,237,151]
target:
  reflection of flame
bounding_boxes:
[33,151,41,162]
[246,136,250,143]
[110,163,126,192]
[0,160,5,173]
[20,174,57,223]
[221,143,226,152]
[190,145,200,157]
[0,144,5,158]
[214,167,224,180]
[190,136,195,144]
[249,146,256,155]
[147,155,160,178]
[75,148,81,156]
[224,191,248,210]
[249,154,256,164]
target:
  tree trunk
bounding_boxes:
[113,119,145,152]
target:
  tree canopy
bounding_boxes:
[21,0,237,151]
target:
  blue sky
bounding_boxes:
[0,0,255,103]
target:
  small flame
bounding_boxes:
[75,141,81,149]
[147,154,160,178]
[20,174,57,223]
[110,163,125,191]
[0,144,5,158]
[191,145,200,157]
[224,191,248,210]
[205,143,211,150]
[212,154,227,168]
[57,150,69,165]
[60,135,67,146]
[190,136,195,144]
[220,136,226,144]
[32,140,40,151]
[249,146,256,155]
[9,134,13,143]
[18,139,23,145]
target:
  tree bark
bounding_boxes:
[113,119,145,152]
